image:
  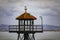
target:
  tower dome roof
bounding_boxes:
[16,6,36,20]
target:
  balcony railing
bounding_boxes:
[9,25,43,32]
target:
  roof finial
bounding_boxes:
[25,6,27,12]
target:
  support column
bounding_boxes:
[27,20,28,31]
[17,33,20,40]
[33,33,35,40]
[24,20,25,31]
[32,20,34,31]
[18,20,20,32]
[24,33,29,40]
[29,20,31,31]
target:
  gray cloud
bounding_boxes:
[0,0,21,3]
[0,7,14,17]
[0,0,60,25]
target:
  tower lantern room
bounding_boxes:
[16,6,36,32]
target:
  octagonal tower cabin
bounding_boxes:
[16,6,36,32]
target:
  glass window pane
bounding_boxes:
[25,26,27,31]
[20,20,24,25]
[25,20,27,25]
[28,20,30,25]
[20,26,24,31]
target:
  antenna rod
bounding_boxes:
[25,6,27,12]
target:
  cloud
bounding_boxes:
[0,0,21,3]
[0,7,14,17]
[0,0,60,25]
[41,9,60,16]
[0,0,60,16]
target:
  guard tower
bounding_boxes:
[9,6,43,40]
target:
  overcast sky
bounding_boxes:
[0,0,60,26]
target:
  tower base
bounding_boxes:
[17,33,35,40]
